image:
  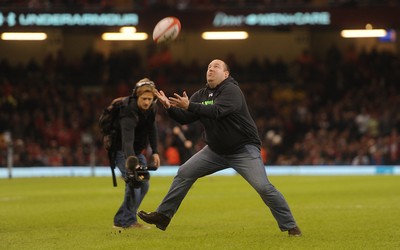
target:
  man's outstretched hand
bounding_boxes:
[155,89,171,109]
[169,91,189,110]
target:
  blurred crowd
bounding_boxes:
[1,42,400,167]
[2,0,400,11]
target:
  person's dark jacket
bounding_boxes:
[167,76,261,154]
[118,96,158,157]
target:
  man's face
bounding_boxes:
[137,92,154,111]
[206,59,229,88]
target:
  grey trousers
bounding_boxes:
[156,145,297,231]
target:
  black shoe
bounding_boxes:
[137,210,171,231]
[288,226,302,237]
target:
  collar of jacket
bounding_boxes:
[205,76,238,90]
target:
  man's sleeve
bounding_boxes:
[167,107,199,124]
[149,121,158,154]
[120,113,137,158]
[187,86,242,119]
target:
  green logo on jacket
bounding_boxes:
[201,100,214,105]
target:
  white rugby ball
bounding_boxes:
[152,17,181,44]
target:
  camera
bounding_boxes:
[125,167,150,188]
[124,156,157,188]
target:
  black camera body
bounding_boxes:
[124,156,157,188]
[125,165,150,188]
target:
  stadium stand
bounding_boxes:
[1,44,400,167]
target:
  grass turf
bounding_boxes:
[1,175,399,250]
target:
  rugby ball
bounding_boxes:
[152,17,181,44]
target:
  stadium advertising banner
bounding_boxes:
[0,12,139,27]
[0,10,329,30]
[0,7,399,30]
[212,11,330,27]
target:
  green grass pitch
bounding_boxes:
[1,174,399,250]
